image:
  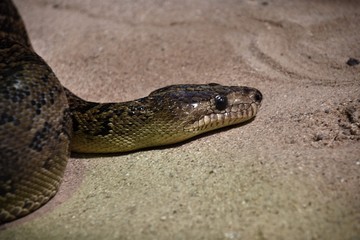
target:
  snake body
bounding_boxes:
[0,0,262,223]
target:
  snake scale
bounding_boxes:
[0,0,262,223]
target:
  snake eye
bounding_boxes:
[214,95,228,111]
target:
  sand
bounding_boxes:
[1,0,359,239]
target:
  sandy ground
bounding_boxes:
[1,0,360,239]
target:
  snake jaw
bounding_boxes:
[184,101,261,132]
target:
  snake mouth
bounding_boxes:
[184,101,261,132]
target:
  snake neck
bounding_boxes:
[64,88,184,153]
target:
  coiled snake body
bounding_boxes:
[0,0,262,223]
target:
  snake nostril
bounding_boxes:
[254,90,262,103]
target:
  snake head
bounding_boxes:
[70,83,262,153]
[148,83,262,134]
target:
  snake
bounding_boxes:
[0,0,262,223]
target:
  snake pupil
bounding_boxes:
[214,95,228,111]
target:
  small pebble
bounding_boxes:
[346,58,360,66]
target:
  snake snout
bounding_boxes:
[250,89,263,105]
